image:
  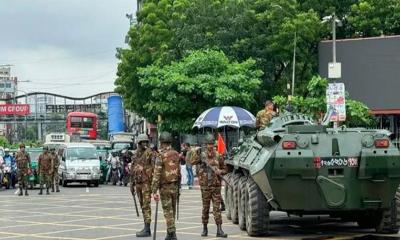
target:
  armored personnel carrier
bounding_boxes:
[224,113,400,236]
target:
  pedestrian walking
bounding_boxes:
[152,131,180,240]
[15,144,31,196]
[182,143,194,189]
[50,148,60,192]
[38,146,54,195]
[256,100,276,129]
[190,133,228,238]
[131,134,154,237]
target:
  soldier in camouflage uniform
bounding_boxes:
[15,143,31,196]
[190,134,228,237]
[50,148,60,193]
[256,100,276,129]
[152,132,180,240]
[38,146,54,195]
[131,134,154,237]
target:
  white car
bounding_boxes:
[58,143,101,187]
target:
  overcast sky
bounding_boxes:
[0,0,137,97]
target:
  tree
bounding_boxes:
[115,0,188,122]
[273,75,375,127]
[347,0,400,37]
[138,50,262,131]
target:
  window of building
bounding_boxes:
[5,83,11,89]
[0,83,4,89]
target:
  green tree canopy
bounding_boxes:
[138,50,262,131]
[273,75,375,127]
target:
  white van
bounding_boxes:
[58,143,101,187]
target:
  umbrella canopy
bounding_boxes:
[193,106,256,129]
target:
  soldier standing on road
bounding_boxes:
[256,100,276,129]
[152,132,180,240]
[131,134,155,237]
[15,143,31,196]
[190,134,228,238]
[50,148,60,193]
[38,146,54,195]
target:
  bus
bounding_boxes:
[66,112,97,140]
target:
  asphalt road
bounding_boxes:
[0,184,400,240]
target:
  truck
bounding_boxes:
[109,132,135,151]
[225,112,400,236]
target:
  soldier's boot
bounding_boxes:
[18,186,23,196]
[165,231,177,240]
[51,184,55,192]
[216,225,227,238]
[201,224,208,237]
[46,187,50,195]
[136,223,151,237]
[221,199,226,211]
[56,184,60,192]
[24,187,29,196]
[38,185,43,195]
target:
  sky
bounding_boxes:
[0,0,137,97]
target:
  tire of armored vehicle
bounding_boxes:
[225,113,400,236]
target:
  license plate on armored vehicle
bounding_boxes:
[320,157,358,167]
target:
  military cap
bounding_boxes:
[204,133,215,144]
[19,143,25,148]
[137,134,149,143]
[159,131,173,143]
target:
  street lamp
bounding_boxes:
[322,13,342,70]
[272,4,297,97]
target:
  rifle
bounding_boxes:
[153,199,159,240]
[176,181,181,221]
[198,148,232,188]
[132,192,140,217]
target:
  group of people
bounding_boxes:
[129,132,228,240]
[13,144,60,196]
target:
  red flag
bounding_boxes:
[217,133,226,155]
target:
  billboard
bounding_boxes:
[0,104,30,116]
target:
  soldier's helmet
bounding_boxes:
[19,143,25,148]
[159,132,173,143]
[137,134,149,144]
[204,133,215,144]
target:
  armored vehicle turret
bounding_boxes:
[225,113,400,236]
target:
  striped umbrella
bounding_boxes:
[193,106,256,129]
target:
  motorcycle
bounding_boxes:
[3,156,16,189]
[121,163,130,186]
[109,155,120,186]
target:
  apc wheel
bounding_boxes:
[238,176,248,231]
[224,173,232,220]
[245,177,270,236]
[376,186,400,234]
[230,173,241,224]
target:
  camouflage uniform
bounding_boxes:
[152,144,180,237]
[131,147,154,224]
[38,151,54,195]
[15,150,31,196]
[50,151,60,192]
[256,109,275,129]
[190,149,227,225]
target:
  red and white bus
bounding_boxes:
[66,112,97,140]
